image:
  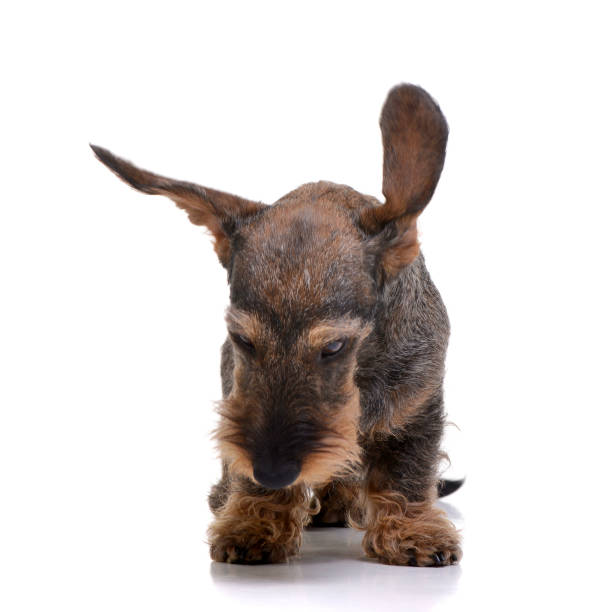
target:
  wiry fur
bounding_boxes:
[360,489,461,566]
[92,83,462,567]
[209,478,317,564]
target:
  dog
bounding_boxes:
[91,83,462,567]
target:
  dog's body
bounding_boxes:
[92,84,462,567]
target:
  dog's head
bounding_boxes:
[91,84,448,489]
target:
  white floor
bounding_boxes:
[205,490,607,611]
[210,500,464,611]
[4,467,607,612]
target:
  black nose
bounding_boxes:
[253,458,301,489]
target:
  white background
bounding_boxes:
[1,1,611,610]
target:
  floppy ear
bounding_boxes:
[90,145,266,267]
[360,84,448,277]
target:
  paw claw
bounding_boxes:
[362,513,462,567]
[210,536,299,564]
[431,551,446,565]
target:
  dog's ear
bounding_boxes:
[360,84,448,277]
[90,145,266,267]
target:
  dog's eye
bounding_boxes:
[321,339,346,359]
[232,333,255,352]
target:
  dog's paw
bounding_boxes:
[209,528,300,564]
[362,515,462,567]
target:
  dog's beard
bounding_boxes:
[214,389,362,488]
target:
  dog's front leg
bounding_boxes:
[361,480,461,567]
[208,477,314,564]
[360,398,462,567]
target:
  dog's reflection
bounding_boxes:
[210,505,463,608]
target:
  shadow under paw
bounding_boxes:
[210,536,299,565]
[309,510,349,528]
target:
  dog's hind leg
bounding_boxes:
[310,475,462,528]
[310,480,362,527]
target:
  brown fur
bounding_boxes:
[360,86,448,232]
[367,386,438,438]
[225,308,266,344]
[208,479,317,563]
[89,145,265,267]
[380,214,420,277]
[360,486,461,567]
[308,318,369,348]
[231,187,374,312]
[359,85,448,276]
[91,83,462,568]
[312,480,363,527]
[297,380,362,486]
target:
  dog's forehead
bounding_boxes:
[229,184,376,323]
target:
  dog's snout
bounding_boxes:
[253,457,301,490]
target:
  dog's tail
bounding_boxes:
[437,478,464,498]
